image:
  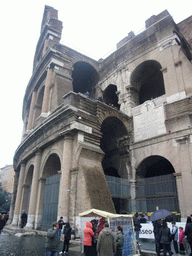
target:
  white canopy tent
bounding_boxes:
[79,208,140,256]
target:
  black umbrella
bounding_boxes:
[150,209,172,222]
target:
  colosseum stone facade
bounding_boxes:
[10,5,192,230]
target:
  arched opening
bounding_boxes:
[136,156,180,216]
[137,155,175,179]
[40,153,61,231]
[100,117,130,213]
[131,60,165,104]
[103,84,120,109]
[21,165,34,215]
[72,61,99,97]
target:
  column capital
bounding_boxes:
[22,184,30,188]
[20,160,26,166]
[160,67,167,73]
[173,173,182,179]
[33,148,42,155]
[129,179,136,185]
[59,131,73,140]
[70,167,79,174]
[38,177,46,183]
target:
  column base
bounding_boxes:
[25,215,35,229]
[12,215,19,226]
[34,215,42,230]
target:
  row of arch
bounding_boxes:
[19,115,179,228]
[25,59,165,130]
[73,59,165,106]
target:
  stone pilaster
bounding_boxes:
[57,133,73,222]
[12,162,26,226]
[41,67,53,115]
[9,171,19,224]
[19,185,30,216]
[69,168,79,227]
[27,90,37,130]
[34,177,46,229]
[129,179,136,213]
[26,150,42,229]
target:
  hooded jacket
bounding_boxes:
[83,222,95,246]
[97,227,115,256]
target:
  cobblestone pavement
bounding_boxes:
[0,231,189,256]
[0,233,82,256]
[139,238,190,256]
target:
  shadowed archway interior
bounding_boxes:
[131,60,165,104]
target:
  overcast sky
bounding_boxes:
[0,0,191,168]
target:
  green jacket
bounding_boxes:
[116,231,124,250]
[45,228,60,251]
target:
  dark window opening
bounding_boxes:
[137,155,174,179]
[104,167,120,177]
[103,84,120,109]
[112,198,129,214]
[72,62,99,96]
[131,60,165,104]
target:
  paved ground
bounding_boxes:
[0,232,82,256]
[1,227,190,256]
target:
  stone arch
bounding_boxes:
[24,159,35,184]
[100,116,131,214]
[20,163,34,215]
[72,61,99,98]
[137,155,175,178]
[38,152,61,230]
[130,60,165,104]
[40,148,63,178]
[136,155,180,214]
[103,84,120,109]
[100,116,129,178]
[97,109,132,134]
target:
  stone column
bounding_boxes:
[58,133,73,222]
[41,67,53,115]
[173,173,186,220]
[34,177,46,230]
[19,185,30,215]
[27,90,37,131]
[12,162,26,226]
[69,168,78,227]
[9,171,19,224]
[129,180,136,213]
[124,85,139,116]
[26,150,41,229]
[160,67,169,94]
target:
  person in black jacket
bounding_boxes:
[160,221,172,256]
[59,222,72,255]
[45,221,60,256]
[21,210,27,228]
[185,216,192,256]
[153,220,162,256]
[134,213,142,242]
[58,217,64,240]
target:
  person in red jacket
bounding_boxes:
[83,222,95,256]
[96,218,105,235]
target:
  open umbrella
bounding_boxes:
[150,209,172,222]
